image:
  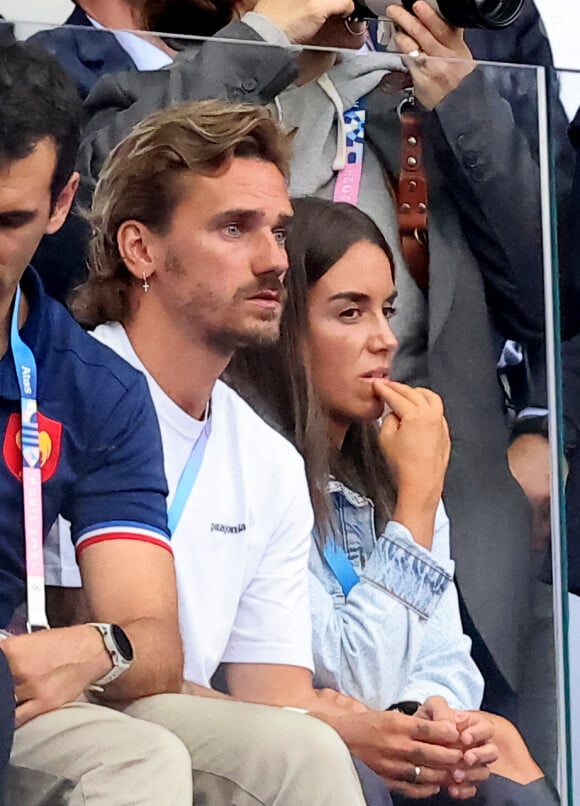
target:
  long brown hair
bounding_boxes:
[228,197,397,534]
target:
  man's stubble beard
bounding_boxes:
[207,272,287,353]
[206,308,282,355]
[164,249,286,354]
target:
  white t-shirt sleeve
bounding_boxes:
[221,454,315,672]
[44,517,83,588]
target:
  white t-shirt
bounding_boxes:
[46,323,315,686]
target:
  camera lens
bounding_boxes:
[437,0,524,28]
[350,0,524,28]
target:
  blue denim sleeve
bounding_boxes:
[361,520,452,619]
[397,505,484,709]
[310,502,483,711]
[397,574,484,710]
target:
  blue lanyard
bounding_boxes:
[10,285,49,631]
[167,417,212,534]
[322,541,360,597]
[11,286,37,402]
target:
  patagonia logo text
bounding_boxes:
[211,523,247,535]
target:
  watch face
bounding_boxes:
[111,624,134,662]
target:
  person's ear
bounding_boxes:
[45,171,79,235]
[117,219,160,285]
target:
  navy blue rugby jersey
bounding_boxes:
[0,269,170,628]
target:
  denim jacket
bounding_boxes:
[309,480,484,711]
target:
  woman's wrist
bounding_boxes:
[393,491,439,549]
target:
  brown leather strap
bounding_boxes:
[397,103,429,294]
[380,71,430,294]
[398,109,428,233]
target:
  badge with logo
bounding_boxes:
[3,412,62,482]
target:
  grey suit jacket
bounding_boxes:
[77,20,297,205]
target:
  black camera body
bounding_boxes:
[350,0,524,29]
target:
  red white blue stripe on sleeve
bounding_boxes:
[75,521,172,556]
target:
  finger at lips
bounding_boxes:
[373,382,422,418]
[374,380,432,411]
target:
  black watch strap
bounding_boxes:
[386,700,422,715]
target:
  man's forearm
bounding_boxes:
[181,680,233,700]
[100,617,183,701]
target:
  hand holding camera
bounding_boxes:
[253,0,356,43]
[390,1,476,109]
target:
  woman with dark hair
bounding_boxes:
[229,196,558,805]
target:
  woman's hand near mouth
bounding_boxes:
[373,380,450,549]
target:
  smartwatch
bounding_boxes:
[89,623,134,687]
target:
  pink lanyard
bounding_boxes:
[333,101,367,206]
[10,286,49,632]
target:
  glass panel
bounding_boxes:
[0,15,571,802]
[553,65,580,806]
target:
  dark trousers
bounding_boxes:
[354,762,558,806]
[392,775,559,805]
[353,758,393,806]
[0,651,14,806]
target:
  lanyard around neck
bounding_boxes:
[323,540,360,597]
[333,100,367,206]
[10,285,49,631]
[167,413,212,535]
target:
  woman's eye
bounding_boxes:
[273,229,287,246]
[383,306,397,320]
[340,308,361,320]
[225,224,241,237]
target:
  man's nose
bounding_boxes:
[252,231,289,277]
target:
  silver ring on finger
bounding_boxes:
[413,765,422,784]
[408,48,426,65]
